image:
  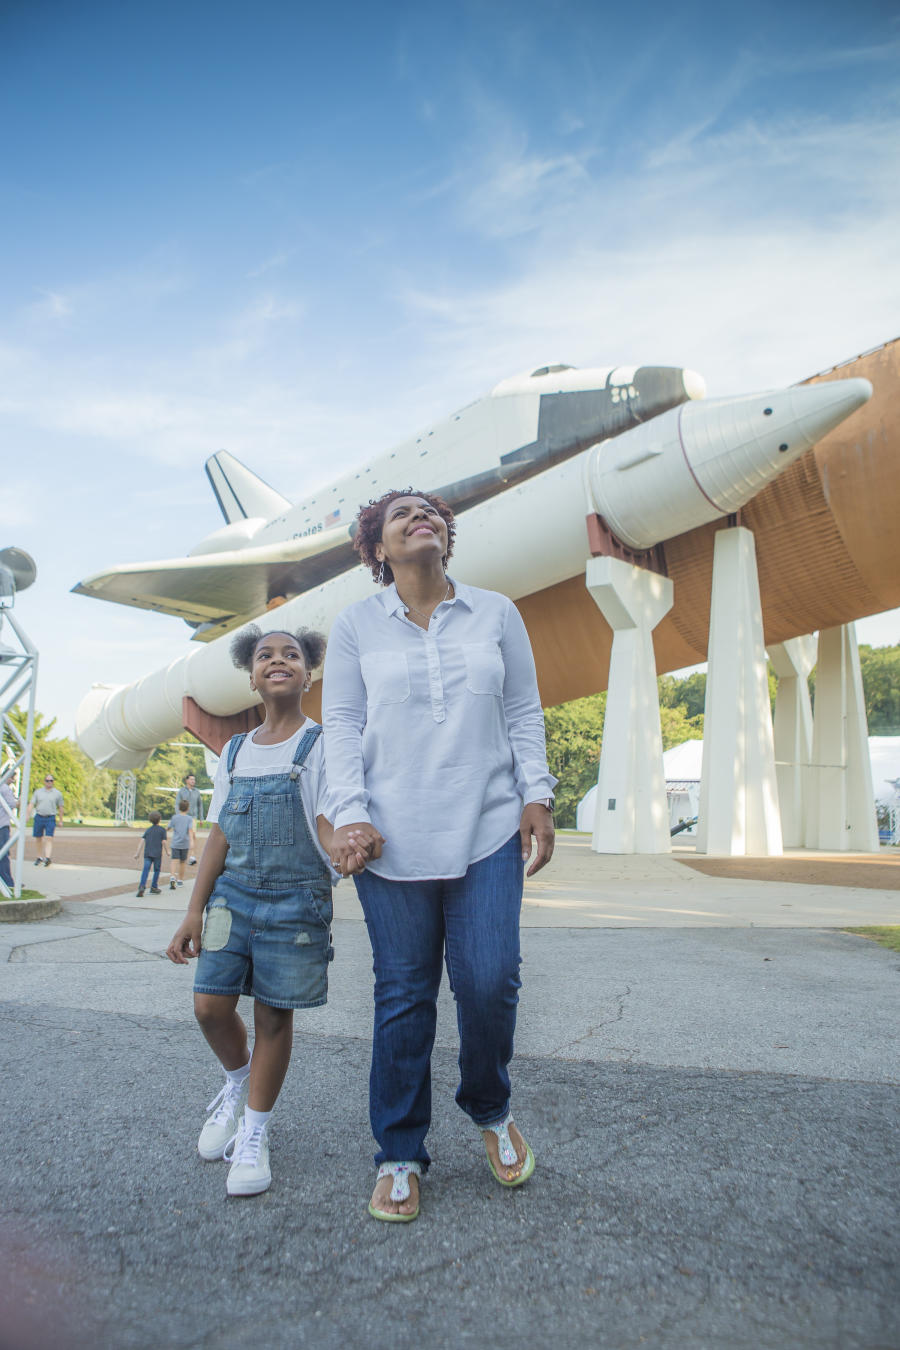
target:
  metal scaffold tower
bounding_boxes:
[115,771,136,825]
[0,548,39,899]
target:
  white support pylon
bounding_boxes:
[585,556,674,854]
[805,624,878,852]
[696,527,783,856]
[768,636,816,847]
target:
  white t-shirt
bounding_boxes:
[207,722,336,875]
[30,787,64,816]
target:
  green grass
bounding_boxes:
[844,926,900,952]
[0,888,44,902]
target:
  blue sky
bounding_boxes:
[2,0,899,738]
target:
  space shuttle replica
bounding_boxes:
[74,337,899,856]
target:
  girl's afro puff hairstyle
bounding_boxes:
[229,624,327,674]
[352,487,456,586]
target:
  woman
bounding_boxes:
[323,488,556,1222]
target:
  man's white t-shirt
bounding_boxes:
[207,722,336,876]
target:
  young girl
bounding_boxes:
[166,625,381,1197]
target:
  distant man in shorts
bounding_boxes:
[28,774,64,866]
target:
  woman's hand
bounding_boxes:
[329,822,385,876]
[166,914,203,964]
[519,803,554,877]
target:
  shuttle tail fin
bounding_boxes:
[205,451,292,524]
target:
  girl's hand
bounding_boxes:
[166,915,203,964]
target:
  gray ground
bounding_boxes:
[2,842,898,1350]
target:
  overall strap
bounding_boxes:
[289,724,322,780]
[225,733,248,783]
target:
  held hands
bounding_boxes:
[166,914,203,964]
[519,802,554,878]
[329,822,385,878]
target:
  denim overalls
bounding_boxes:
[193,726,334,1010]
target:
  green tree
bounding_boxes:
[70,745,117,820]
[5,708,85,818]
[133,735,211,824]
[659,704,704,749]
[658,672,707,719]
[543,692,606,829]
[858,644,900,734]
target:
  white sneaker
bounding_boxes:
[224,1116,271,1196]
[197,1076,249,1160]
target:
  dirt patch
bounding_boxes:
[678,853,900,891]
[24,829,192,870]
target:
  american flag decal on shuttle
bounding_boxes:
[324,508,341,527]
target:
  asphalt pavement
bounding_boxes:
[1,837,898,1350]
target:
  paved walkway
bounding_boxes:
[2,838,898,1349]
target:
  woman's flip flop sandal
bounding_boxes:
[368,1162,422,1222]
[481,1113,535,1187]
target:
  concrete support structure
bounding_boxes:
[585,556,674,854]
[697,528,783,856]
[769,636,816,847]
[805,624,879,851]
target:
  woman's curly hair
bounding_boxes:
[353,487,456,585]
[229,625,327,673]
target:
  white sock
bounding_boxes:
[225,1057,251,1087]
[244,1106,272,1132]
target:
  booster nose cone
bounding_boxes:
[682,369,706,401]
[588,376,874,551]
[685,377,874,516]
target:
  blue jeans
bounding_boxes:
[354,832,524,1170]
[0,824,12,889]
[139,857,161,888]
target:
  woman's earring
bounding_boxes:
[377,561,385,585]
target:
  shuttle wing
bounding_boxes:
[71,527,355,640]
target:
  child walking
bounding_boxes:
[134,811,168,896]
[166,625,381,1197]
[168,799,196,889]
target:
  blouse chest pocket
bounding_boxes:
[360,651,411,707]
[463,642,505,697]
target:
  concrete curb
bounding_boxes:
[0,898,61,923]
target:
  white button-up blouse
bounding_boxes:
[321,579,557,880]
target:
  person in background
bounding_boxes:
[176,773,204,865]
[0,779,17,889]
[28,774,64,867]
[168,799,195,889]
[133,810,168,897]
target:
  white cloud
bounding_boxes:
[31,289,73,320]
[247,249,295,279]
[391,95,900,395]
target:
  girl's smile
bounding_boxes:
[250,634,309,694]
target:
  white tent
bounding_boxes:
[869,736,900,806]
[576,739,704,834]
[575,735,900,842]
